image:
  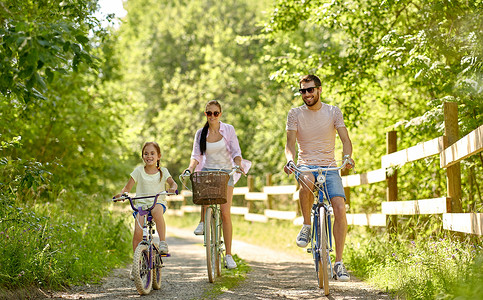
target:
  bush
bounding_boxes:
[344,228,482,299]
[0,191,132,290]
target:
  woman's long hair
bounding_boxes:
[200,100,222,155]
[142,141,163,181]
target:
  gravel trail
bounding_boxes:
[47,227,393,300]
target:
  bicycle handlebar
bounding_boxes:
[112,191,178,212]
[286,157,351,173]
[180,166,242,178]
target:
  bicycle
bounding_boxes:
[180,167,239,283]
[113,191,177,295]
[286,158,351,295]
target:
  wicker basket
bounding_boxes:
[190,171,229,205]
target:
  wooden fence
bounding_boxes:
[167,102,483,236]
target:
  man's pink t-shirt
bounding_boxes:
[286,103,346,166]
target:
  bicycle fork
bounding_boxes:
[308,204,334,276]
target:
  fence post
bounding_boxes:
[444,102,462,213]
[246,175,254,212]
[386,130,398,236]
[247,175,254,192]
[266,173,273,209]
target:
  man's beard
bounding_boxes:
[303,95,319,107]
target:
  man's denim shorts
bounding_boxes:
[295,165,346,201]
[202,168,235,187]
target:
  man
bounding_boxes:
[283,74,355,282]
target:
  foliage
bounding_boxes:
[260,0,483,212]
[0,190,131,290]
[0,0,99,104]
[0,0,137,196]
[0,0,482,294]
[116,0,296,184]
[344,228,482,299]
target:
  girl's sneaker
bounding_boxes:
[159,241,169,254]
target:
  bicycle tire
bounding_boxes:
[311,211,320,285]
[152,245,162,290]
[319,206,330,295]
[133,243,153,295]
[215,209,222,277]
[205,207,216,283]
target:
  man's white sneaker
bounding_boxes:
[296,226,311,248]
[225,255,237,269]
[334,262,350,282]
[194,222,204,235]
[158,240,169,254]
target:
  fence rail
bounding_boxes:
[167,103,483,236]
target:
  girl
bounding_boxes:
[115,142,177,268]
[184,100,251,269]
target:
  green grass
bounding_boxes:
[344,227,483,300]
[166,212,483,300]
[199,254,251,300]
[0,191,132,294]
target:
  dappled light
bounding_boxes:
[0,0,481,299]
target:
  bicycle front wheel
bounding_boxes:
[133,243,153,295]
[205,207,216,283]
[152,245,162,290]
[318,206,330,295]
[215,210,223,277]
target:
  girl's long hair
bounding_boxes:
[200,100,222,155]
[142,142,163,181]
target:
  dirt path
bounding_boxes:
[49,227,393,300]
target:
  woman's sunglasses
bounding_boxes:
[205,111,220,117]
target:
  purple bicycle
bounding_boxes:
[113,191,177,295]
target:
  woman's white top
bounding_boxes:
[204,138,232,169]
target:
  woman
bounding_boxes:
[184,100,251,269]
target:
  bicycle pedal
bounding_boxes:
[161,253,171,257]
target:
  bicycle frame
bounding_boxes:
[113,191,175,295]
[180,167,240,282]
[312,177,334,278]
[287,159,350,294]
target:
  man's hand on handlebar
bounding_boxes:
[284,160,294,175]
[343,155,355,170]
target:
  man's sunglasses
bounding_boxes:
[299,86,318,94]
[205,111,220,117]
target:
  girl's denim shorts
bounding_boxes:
[132,203,166,219]
[295,165,346,201]
[202,168,235,187]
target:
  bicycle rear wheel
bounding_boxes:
[133,243,153,295]
[205,207,216,283]
[318,206,330,295]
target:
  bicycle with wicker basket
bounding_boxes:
[181,167,238,282]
